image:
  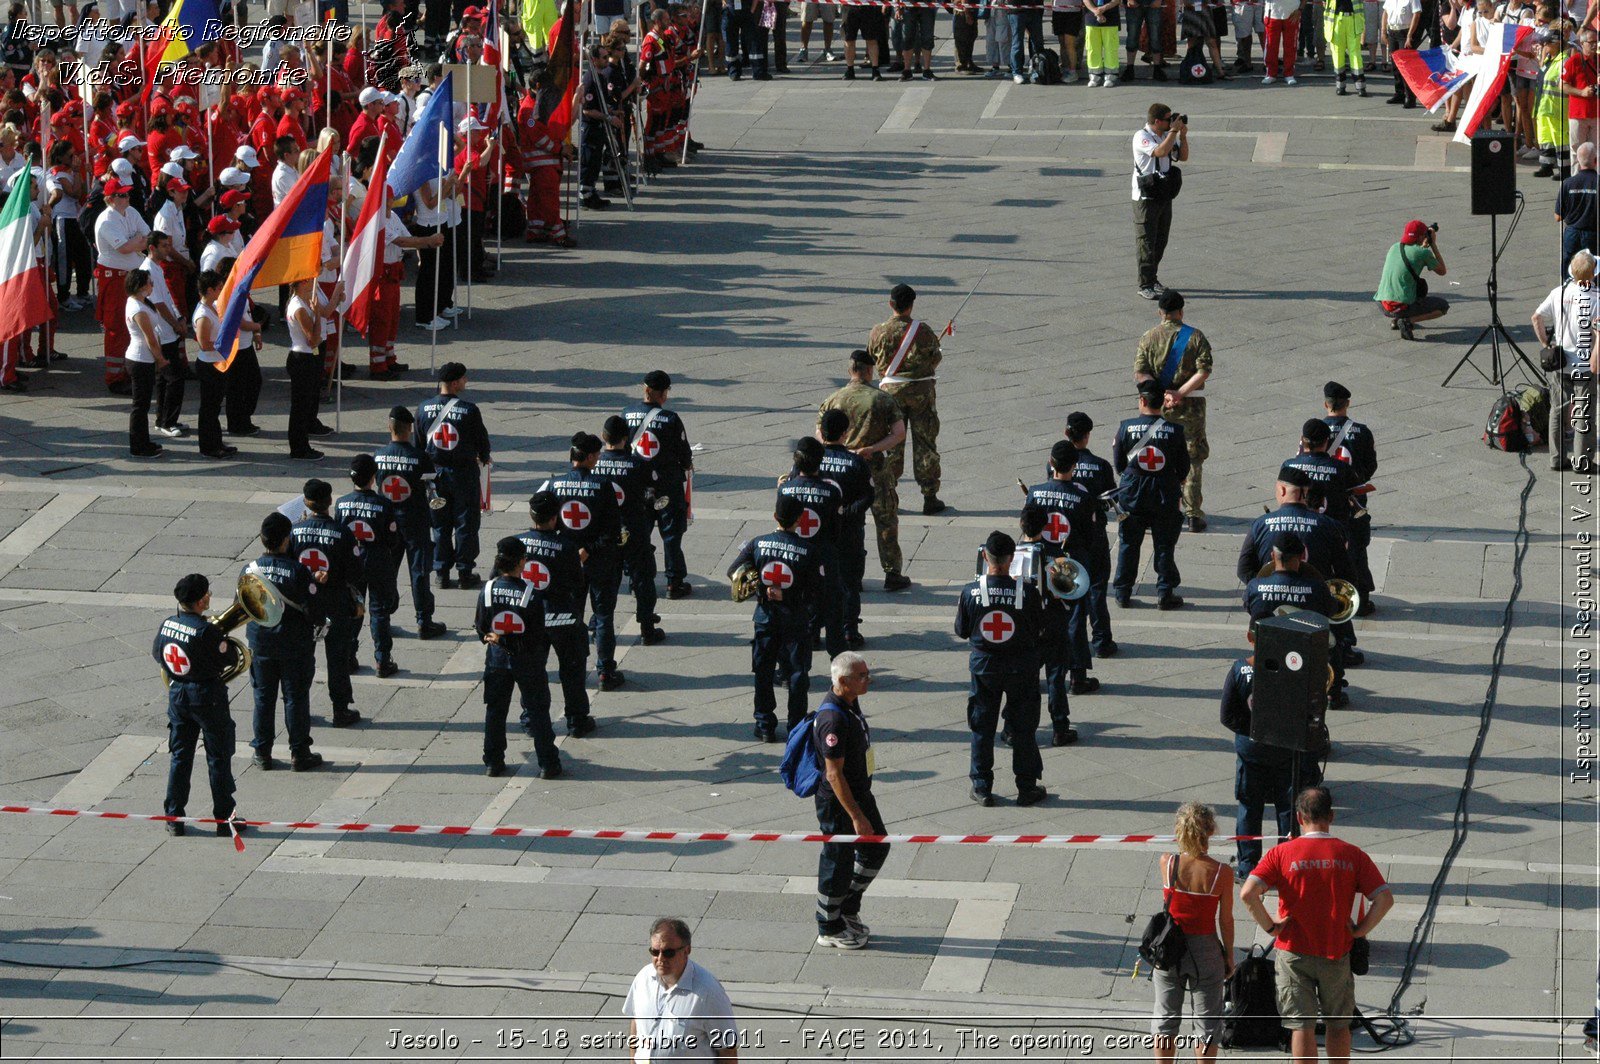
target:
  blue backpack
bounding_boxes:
[779,707,843,797]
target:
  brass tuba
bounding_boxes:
[164,570,285,687]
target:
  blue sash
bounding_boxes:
[1157,324,1193,390]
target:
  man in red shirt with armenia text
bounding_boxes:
[1240,786,1394,1064]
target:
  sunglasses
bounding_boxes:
[648,946,682,959]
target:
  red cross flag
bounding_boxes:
[491,610,526,636]
[794,508,821,539]
[162,643,191,676]
[381,475,411,503]
[1042,512,1071,544]
[761,561,794,589]
[299,548,329,574]
[521,559,551,589]
[1136,446,1166,473]
[634,430,659,460]
[432,421,460,451]
[979,610,1015,644]
[350,520,375,543]
[1333,446,1353,465]
[561,500,592,530]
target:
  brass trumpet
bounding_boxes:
[163,570,285,687]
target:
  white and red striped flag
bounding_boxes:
[1454,23,1533,144]
[339,133,390,335]
[0,172,51,346]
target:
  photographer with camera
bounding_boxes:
[1132,104,1190,301]
[1532,249,1598,472]
[1373,218,1448,341]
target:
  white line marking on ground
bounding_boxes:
[0,493,94,556]
[49,734,162,809]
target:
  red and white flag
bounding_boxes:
[0,172,51,345]
[1454,23,1533,144]
[339,133,390,335]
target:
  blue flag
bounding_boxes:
[387,73,455,199]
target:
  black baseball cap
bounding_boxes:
[643,369,672,391]
[1302,419,1332,445]
[389,404,414,424]
[174,573,209,605]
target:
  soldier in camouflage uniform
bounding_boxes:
[1133,289,1213,533]
[867,283,946,517]
[820,350,911,592]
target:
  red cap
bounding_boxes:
[166,177,191,193]
[1401,219,1429,245]
[114,100,137,117]
[103,178,131,196]
[207,215,240,234]
[220,188,250,207]
[461,4,485,18]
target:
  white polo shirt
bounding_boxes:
[1535,278,1598,368]
[1131,124,1173,201]
[139,254,180,344]
[271,160,299,206]
[95,205,149,269]
[621,959,739,1062]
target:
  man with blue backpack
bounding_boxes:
[782,651,889,951]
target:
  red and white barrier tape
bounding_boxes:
[0,804,1264,846]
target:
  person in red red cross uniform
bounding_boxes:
[515,90,575,247]
[640,11,679,167]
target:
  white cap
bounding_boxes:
[109,157,134,178]
[218,166,251,187]
[381,91,399,105]
[234,145,260,167]
[358,86,382,107]
[167,145,199,162]
[457,116,488,133]
[160,160,184,180]
[8,166,41,191]
[117,134,143,151]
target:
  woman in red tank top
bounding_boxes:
[1151,802,1235,1062]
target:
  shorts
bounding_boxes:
[1511,71,1536,90]
[899,6,936,49]
[1053,9,1084,34]
[1362,0,1379,40]
[1275,949,1356,1031]
[1151,934,1227,1043]
[1211,6,1229,36]
[1231,2,1264,35]
[843,4,884,40]
[801,1,835,22]
[1380,293,1448,319]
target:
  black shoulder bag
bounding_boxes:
[1138,854,1189,972]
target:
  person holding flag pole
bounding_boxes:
[389,73,457,351]
[0,170,52,395]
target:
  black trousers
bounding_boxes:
[1386,30,1415,102]
[196,359,227,453]
[414,223,455,323]
[1133,196,1172,288]
[129,360,154,453]
[54,216,90,300]
[225,343,261,432]
[154,340,185,429]
[953,11,978,66]
[285,349,321,455]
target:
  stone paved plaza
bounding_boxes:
[0,50,1593,1062]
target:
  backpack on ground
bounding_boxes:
[1513,384,1549,447]
[1031,47,1063,85]
[1483,392,1527,452]
[1179,44,1214,84]
[778,707,843,797]
[1221,944,1289,1050]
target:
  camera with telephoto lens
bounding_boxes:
[1172,113,1188,125]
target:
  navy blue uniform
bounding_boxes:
[542,467,625,675]
[1068,448,1117,653]
[811,692,890,936]
[334,488,402,668]
[593,446,659,627]
[1111,414,1189,600]
[154,611,237,821]
[1236,503,1352,584]
[729,529,820,731]
[474,575,556,771]
[290,512,364,715]
[1245,570,1347,692]
[1024,476,1097,672]
[820,443,873,636]
[955,573,1044,796]
[1322,413,1377,596]
[515,527,593,729]
[1221,658,1323,878]
[244,552,323,758]
[777,472,846,656]
[622,400,693,586]
[415,393,491,578]
[1013,540,1075,736]
[374,439,438,625]
[1281,450,1359,529]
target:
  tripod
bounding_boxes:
[1443,190,1540,387]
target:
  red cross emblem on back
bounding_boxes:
[350,520,374,543]
[761,561,794,589]
[299,548,329,574]
[521,559,551,589]
[162,642,191,675]
[491,610,525,636]
[613,483,625,506]
[634,430,660,459]
[381,475,411,503]
[980,610,1015,644]
[1043,512,1071,544]
[1136,446,1166,472]
[1334,446,1353,465]
[561,501,591,530]
[794,508,821,538]
[431,421,459,450]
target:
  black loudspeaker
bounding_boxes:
[1471,131,1517,216]
[1251,612,1330,752]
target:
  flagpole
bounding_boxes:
[326,31,334,134]
[572,35,586,235]
[81,66,94,316]
[464,60,472,324]
[334,177,347,432]
[680,0,709,166]
[430,120,444,372]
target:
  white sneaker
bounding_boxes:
[417,317,449,331]
[1262,75,1277,84]
[156,425,182,438]
[816,927,869,950]
[1013,73,1025,83]
[822,50,839,61]
[796,48,810,63]
[1088,74,1102,86]
[1285,75,1298,85]
[842,914,871,938]
[441,306,464,318]
[1104,75,1118,87]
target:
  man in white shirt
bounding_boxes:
[1381,0,1422,104]
[1533,249,1599,471]
[271,136,300,207]
[93,179,149,394]
[622,918,739,1062]
[1131,104,1190,300]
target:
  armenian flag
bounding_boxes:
[215,149,332,370]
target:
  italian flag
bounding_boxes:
[0,174,50,346]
